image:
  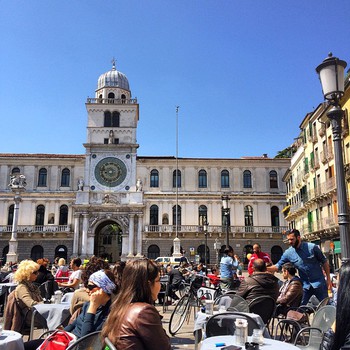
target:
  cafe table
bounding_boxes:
[0,330,24,350]
[30,302,71,339]
[200,335,300,350]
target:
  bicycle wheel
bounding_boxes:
[169,295,190,335]
[179,283,190,298]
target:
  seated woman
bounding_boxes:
[102,259,171,350]
[24,269,117,350]
[4,260,43,332]
[324,260,350,350]
[69,257,110,315]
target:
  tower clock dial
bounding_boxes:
[94,157,127,187]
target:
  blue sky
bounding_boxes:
[1,1,350,158]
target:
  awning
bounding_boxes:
[334,240,341,254]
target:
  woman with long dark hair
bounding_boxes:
[102,259,171,349]
[330,261,350,349]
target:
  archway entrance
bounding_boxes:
[94,220,122,262]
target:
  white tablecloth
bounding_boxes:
[0,330,24,350]
[33,302,71,330]
[200,335,300,350]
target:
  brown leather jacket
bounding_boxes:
[109,302,171,350]
[277,277,303,308]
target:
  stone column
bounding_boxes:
[128,214,135,257]
[136,214,143,257]
[81,213,89,257]
[7,174,26,264]
[73,213,80,255]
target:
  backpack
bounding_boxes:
[37,330,76,350]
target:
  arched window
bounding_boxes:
[150,169,159,187]
[244,205,254,232]
[104,111,112,126]
[150,205,159,226]
[271,245,283,264]
[172,205,181,226]
[243,170,252,188]
[121,94,126,103]
[198,169,207,188]
[198,205,207,226]
[38,168,47,187]
[221,170,229,188]
[112,111,120,127]
[243,245,254,264]
[197,244,210,264]
[11,167,20,174]
[31,245,44,261]
[271,206,280,232]
[2,245,9,264]
[7,204,14,226]
[269,170,278,188]
[108,92,115,99]
[147,245,160,260]
[61,168,70,187]
[59,205,68,225]
[173,169,181,188]
[55,245,67,260]
[35,205,45,225]
[104,111,119,127]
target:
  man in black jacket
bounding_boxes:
[237,258,280,303]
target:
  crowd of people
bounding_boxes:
[1,227,350,349]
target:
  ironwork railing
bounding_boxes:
[144,225,288,235]
[0,225,71,234]
[86,98,138,105]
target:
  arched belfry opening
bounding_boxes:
[94,220,122,262]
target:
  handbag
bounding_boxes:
[286,309,308,323]
[36,329,77,350]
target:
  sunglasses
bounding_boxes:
[32,271,39,275]
[87,284,98,291]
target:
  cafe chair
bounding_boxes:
[275,305,336,346]
[213,293,236,311]
[292,305,336,349]
[227,294,250,313]
[205,311,260,338]
[66,330,103,350]
[105,336,117,350]
[39,280,59,302]
[248,295,276,327]
[157,275,170,313]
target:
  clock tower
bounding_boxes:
[74,61,143,260]
[84,60,139,192]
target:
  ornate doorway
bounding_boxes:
[94,220,122,262]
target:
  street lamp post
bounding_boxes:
[7,174,27,264]
[222,195,230,249]
[203,220,208,266]
[316,53,350,263]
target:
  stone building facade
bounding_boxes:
[0,63,290,264]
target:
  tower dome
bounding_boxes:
[97,60,130,91]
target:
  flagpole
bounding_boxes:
[173,106,181,257]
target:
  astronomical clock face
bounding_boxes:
[94,157,127,187]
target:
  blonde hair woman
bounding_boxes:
[13,260,43,327]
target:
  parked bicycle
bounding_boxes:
[168,274,222,335]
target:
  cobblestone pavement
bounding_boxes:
[157,303,197,350]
